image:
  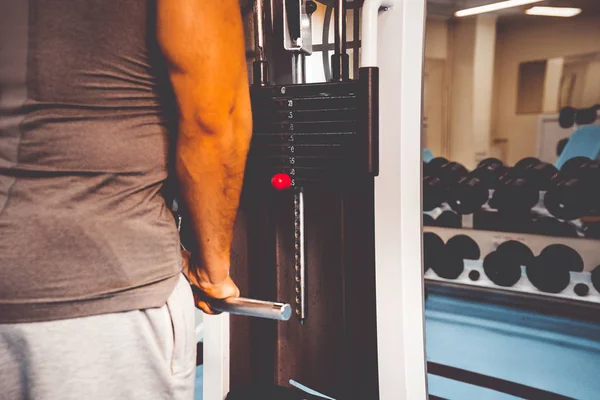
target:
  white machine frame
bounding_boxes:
[204,1,428,398]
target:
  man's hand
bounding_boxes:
[181,250,240,314]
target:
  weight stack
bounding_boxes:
[228,74,380,400]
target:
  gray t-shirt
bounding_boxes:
[0,0,183,323]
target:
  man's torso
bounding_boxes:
[0,0,182,323]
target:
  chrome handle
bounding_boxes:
[209,297,292,321]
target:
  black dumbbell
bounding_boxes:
[423,160,445,211]
[447,158,508,215]
[574,283,590,297]
[558,105,599,128]
[560,156,592,174]
[435,210,462,228]
[483,240,533,287]
[592,265,600,293]
[526,244,583,293]
[559,107,576,129]
[556,138,569,157]
[519,161,559,190]
[430,158,470,184]
[514,157,541,170]
[489,177,539,213]
[428,157,450,171]
[583,222,600,239]
[423,158,469,211]
[544,158,600,220]
[489,158,554,213]
[446,234,481,260]
[431,234,480,279]
[423,175,447,211]
[423,232,445,273]
[575,104,599,126]
[423,213,435,227]
[532,217,578,237]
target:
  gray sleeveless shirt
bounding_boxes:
[0,0,183,323]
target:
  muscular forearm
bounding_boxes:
[156,0,250,285]
[176,93,252,284]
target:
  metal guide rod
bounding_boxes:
[332,0,349,81]
[335,0,347,57]
[292,52,306,86]
[253,0,269,85]
[254,0,266,61]
[209,297,292,321]
[294,188,307,323]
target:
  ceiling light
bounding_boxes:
[455,0,543,17]
[525,6,582,17]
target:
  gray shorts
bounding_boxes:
[0,274,197,400]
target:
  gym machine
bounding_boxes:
[193,1,428,399]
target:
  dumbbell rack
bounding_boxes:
[424,225,600,305]
[424,159,600,305]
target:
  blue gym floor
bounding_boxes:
[194,366,203,400]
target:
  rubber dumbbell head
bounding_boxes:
[543,180,590,221]
[560,156,592,177]
[574,283,590,297]
[592,266,600,294]
[496,240,535,267]
[559,107,576,129]
[423,175,446,211]
[446,235,481,260]
[538,244,584,272]
[526,258,570,293]
[489,177,539,213]
[575,106,598,126]
[435,211,462,228]
[423,232,444,272]
[556,138,569,157]
[428,157,449,171]
[584,222,600,239]
[526,244,582,294]
[477,157,504,169]
[484,250,522,287]
[533,217,578,238]
[424,232,464,279]
[513,157,541,172]
[446,175,490,215]
[423,214,435,227]
[432,251,464,280]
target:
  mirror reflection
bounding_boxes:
[423,3,600,400]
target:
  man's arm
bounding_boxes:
[157,0,252,307]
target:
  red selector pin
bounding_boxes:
[271,173,292,190]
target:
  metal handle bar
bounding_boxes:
[208,297,292,321]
